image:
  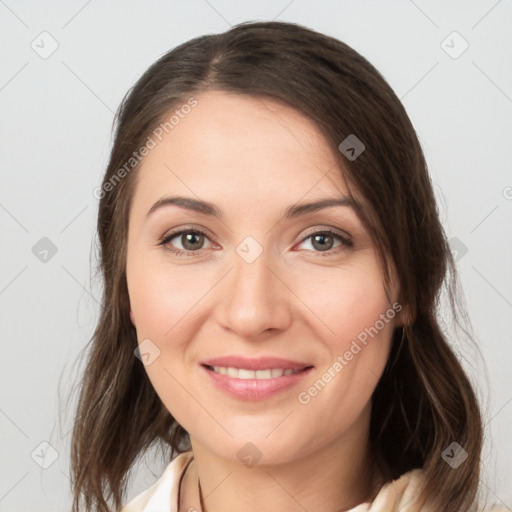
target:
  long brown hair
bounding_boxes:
[69,20,484,511]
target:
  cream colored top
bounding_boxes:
[120,451,506,512]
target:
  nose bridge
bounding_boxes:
[218,236,290,337]
[230,239,275,311]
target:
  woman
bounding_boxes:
[69,20,497,512]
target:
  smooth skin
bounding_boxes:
[126,90,405,511]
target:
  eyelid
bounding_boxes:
[298,225,352,244]
[160,224,216,243]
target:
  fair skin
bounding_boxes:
[126,90,404,511]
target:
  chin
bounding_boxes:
[190,418,317,467]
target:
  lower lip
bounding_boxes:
[201,364,314,401]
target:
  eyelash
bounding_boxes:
[158,227,353,258]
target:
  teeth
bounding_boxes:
[211,366,302,379]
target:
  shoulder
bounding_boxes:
[121,451,194,512]
[363,469,509,512]
[477,507,511,512]
[368,468,428,510]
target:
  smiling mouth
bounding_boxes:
[203,365,313,379]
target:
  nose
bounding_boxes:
[215,245,293,340]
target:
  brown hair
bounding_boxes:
[69,20,484,511]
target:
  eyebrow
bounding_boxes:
[146,195,353,220]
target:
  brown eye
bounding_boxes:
[297,229,353,256]
[179,231,205,251]
[311,233,335,251]
[160,229,213,256]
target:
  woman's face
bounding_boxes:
[126,90,403,465]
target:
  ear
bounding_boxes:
[129,308,136,326]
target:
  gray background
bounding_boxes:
[1,1,511,510]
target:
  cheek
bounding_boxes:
[293,263,395,410]
[127,257,205,340]
[126,257,202,423]
[126,255,213,400]
[293,261,393,344]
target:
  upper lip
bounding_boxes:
[201,356,313,371]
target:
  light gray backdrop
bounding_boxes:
[1,1,511,510]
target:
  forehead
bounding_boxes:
[131,90,348,215]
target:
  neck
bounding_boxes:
[179,407,380,512]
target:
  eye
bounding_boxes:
[158,228,214,257]
[296,229,353,256]
[157,226,353,258]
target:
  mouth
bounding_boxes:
[200,357,314,400]
[203,365,311,379]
